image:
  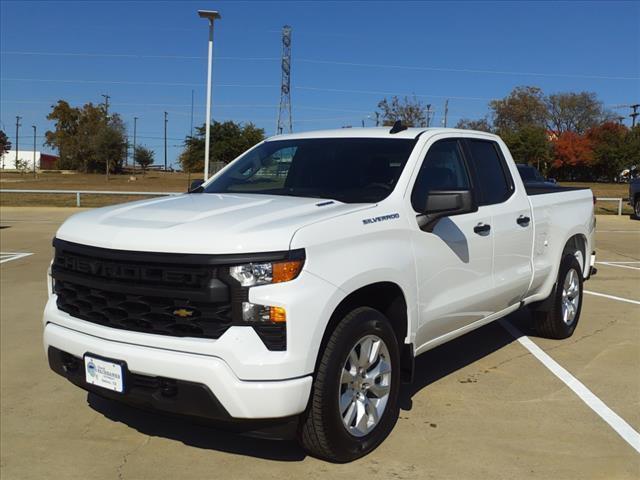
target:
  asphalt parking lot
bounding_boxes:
[1,207,638,480]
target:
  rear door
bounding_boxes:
[409,137,495,349]
[464,139,534,311]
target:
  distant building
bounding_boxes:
[0,150,59,170]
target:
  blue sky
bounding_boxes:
[1,0,638,167]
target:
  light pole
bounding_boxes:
[198,9,221,180]
[32,125,37,177]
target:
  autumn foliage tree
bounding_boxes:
[552,132,593,180]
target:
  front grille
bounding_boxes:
[51,238,291,350]
[55,279,233,339]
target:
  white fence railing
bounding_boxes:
[0,189,180,207]
[0,189,629,215]
[596,197,624,216]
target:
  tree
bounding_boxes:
[45,100,126,173]
[179,121,265,173]
[376,96,428,127]
[0,129,11,156]
[551,131,594,180]
[501,125,551,171]
[134,145,155,173]
[546,92,604,134]
[455,118,493,132]
[490,86,548,133]
[586,122,632,181]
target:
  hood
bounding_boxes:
[56,193,373,254]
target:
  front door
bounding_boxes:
[409,137,496,350]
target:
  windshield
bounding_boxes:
[203,138,417,203]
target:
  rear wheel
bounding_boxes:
[634,197,640,219]
[298,307,400,462]
[534,253,584,339]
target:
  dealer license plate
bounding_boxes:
[84,354,124,393]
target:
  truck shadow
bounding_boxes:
[85,307,536,461]
[86,394,306,461]
[399,307,535,410]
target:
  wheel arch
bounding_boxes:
[315,281,414,383]
[563,233,588,275]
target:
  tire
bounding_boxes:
[534,253,584,339]
[298,307,401,462]
[634,197,640,219]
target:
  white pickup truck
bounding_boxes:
[44,126,596,462]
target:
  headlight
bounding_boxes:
[229,259,304,287]
[228,258,303,325]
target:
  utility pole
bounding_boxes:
[133,117,138,172]
[630,104,639,128]
[426,105,432,128]
[32,125,37,177]
[443,99,449,128]
[164,111,168,171]
[101,94,111,117]
[190,90,195,138]
[616,116,625,125]
[15,116,22,168]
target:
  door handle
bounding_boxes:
[473,223,491,234]
[517,215,531,226]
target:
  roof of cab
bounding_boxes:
[266,127,497,141]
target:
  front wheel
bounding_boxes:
[534,253,584,339]
[298,307,400,462]
[634,197,640,219]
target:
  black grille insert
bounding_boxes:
[55,279,233,339]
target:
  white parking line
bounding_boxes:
[500,320,640,454]
[599,261,640,264]
[585,290,640,306]
[0,252,33,264]
[596,262,640,271]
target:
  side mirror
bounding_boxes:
[189,179,205,193]
[416,190,477,232]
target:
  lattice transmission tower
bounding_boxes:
[276,25,292,134]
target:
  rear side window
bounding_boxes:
[411,139,470,211]
[466,140,513,205]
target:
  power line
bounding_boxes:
[296,59,639,81]
[3,50,637,80]
[0,99,381,114]
[294,85,492,101]
[0,51,278,61]
[0,77,277,88]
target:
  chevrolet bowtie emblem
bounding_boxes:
[173,308,194,318]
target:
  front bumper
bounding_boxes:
[43,322,312,419]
